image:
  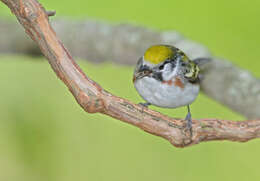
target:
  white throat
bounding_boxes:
[162,60,180,81]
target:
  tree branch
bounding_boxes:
[1,0,260,147]
[201,59,260,119]
[0,19,259,118]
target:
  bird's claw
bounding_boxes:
[138,102,151,107]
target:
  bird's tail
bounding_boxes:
[193,57,212,66]
[192,57,212,82]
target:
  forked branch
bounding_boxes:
[2,0,260,147]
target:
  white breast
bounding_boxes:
[134,77,200,108]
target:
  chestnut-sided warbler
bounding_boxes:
[133,45,209,132]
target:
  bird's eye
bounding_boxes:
[159,64,164,70]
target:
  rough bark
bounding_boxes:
[1,0,260,148]
[0,19,259,118]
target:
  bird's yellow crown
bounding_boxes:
[144,45,173,64]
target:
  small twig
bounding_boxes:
[1,0,260,148]
[46,10,56,17]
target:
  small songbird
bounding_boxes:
[133,45,209,131]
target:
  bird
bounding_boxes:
[133,45,209,133]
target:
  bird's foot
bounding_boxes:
[185,106,193,137]
[139,102,151,107]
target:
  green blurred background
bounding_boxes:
[0,0,259,181]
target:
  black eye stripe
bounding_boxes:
[152,72,163,81]
[159,64,164,70]
[156,58,177,72]
[158,60,170,70]
[139,64,150,72]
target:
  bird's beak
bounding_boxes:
[133,74,137,82]
[133,65,152,82]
